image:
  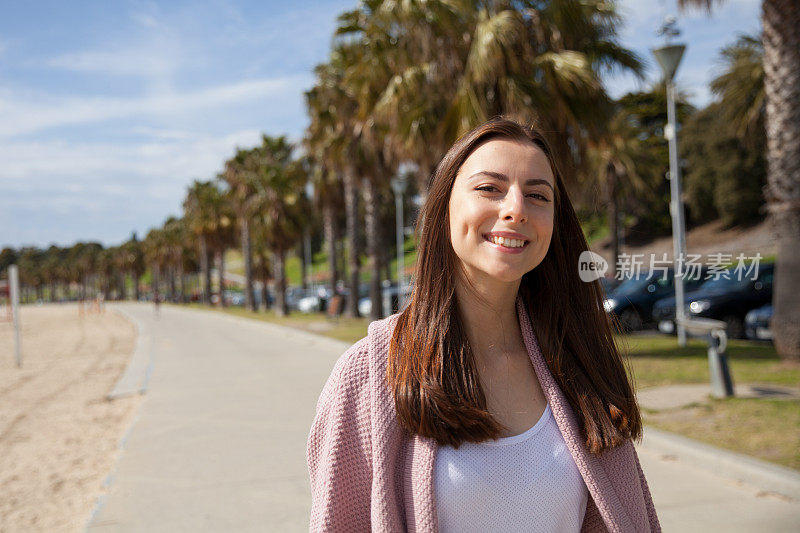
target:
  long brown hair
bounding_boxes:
[387,117,641,453]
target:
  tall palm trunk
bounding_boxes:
[606,164,620,278]
[168,266,176,302]
[323,203,340,294]
[199,234,210,305]
[177,260,185,303]
[763,0,800,360]
[152,264,160,304]
[132,270,140,301]
[363,177,383,320]
[273,249,288,316]
[241,217,256,311]
[216,248,226,308]
[117,273,126,300]
[343,171,361,317]
[299,238,309,291]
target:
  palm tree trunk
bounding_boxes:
[152,265,160,304]
[261,273,270,311]
[177,261,185,303]
[606,165,620,278]
[343,171,361,317]
[299,238,309,291]
[273,249,288,316]
[763,0,800,361]
[199,234,210,304]
[241,217,256,311]
[363,177,383,320]
[323,203,340,294]
[216,248,226,308]
[134,271,141,301]
[172,267,178,302]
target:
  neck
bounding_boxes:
[454,274,523,358]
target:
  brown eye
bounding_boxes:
[527,193,550,202]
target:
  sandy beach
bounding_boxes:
[0,304,141,533]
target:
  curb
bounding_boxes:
[641,425,800,501]
[107,306,155,399]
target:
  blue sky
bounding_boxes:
[0,0,761,249]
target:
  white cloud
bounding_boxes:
[0,128,264,187]
[0,74,311,138]
[0,128,266,246]
[47,47,179,78]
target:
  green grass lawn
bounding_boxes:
[623,333,800,470]
[177,303,799,470]
[621,334,800,388]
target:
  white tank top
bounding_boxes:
[434,404,589,532]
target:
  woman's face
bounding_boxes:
[448,138,555,286]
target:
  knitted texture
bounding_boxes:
[307,296,661,532]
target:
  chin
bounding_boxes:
[482,268,526,284]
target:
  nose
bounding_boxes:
[500,187,528,224]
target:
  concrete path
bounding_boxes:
[88,303,349,532]
[89,303,800,532]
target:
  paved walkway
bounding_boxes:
[88,303,800,532]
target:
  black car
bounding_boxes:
[603,269,707,331]
[652,263,773,339]
[745,304,773,341]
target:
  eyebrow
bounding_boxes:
[467,171,554,191]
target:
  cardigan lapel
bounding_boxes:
[516,298,636,533]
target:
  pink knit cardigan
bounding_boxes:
[307,297,661,532]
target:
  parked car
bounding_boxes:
[599,276,622,296]
[603,269,707,331]
[358,281,413,317]
[223,290,245,307]
[296,286,335,313]
[652,263,773,339]
[745,304,773,341]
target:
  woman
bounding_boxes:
[307,118,660,532]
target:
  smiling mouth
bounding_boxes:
[483,234,530,249]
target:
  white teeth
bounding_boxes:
[488,235,525,248]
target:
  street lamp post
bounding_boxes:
[653,22,689,347]
[391,173,409,310]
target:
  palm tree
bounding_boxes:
[184,181,222,305]
[303,83,347,299]
[710,34,764,145]
[143,228,168,303]
[306,54,363,317]
[587,109,656,275]
[220,148,261,312]
[248,135,307,316]
[348,0,643,195]
[163,217,189,303]
[680,0,799,360]
[121,235,145,301]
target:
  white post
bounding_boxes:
[10,264,21,367]
[666,80,688,347]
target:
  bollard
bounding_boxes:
[707,328,734,398]
[677,317,735,399]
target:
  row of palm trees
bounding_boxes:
[0,240,146,304]
[2,1,796,359]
